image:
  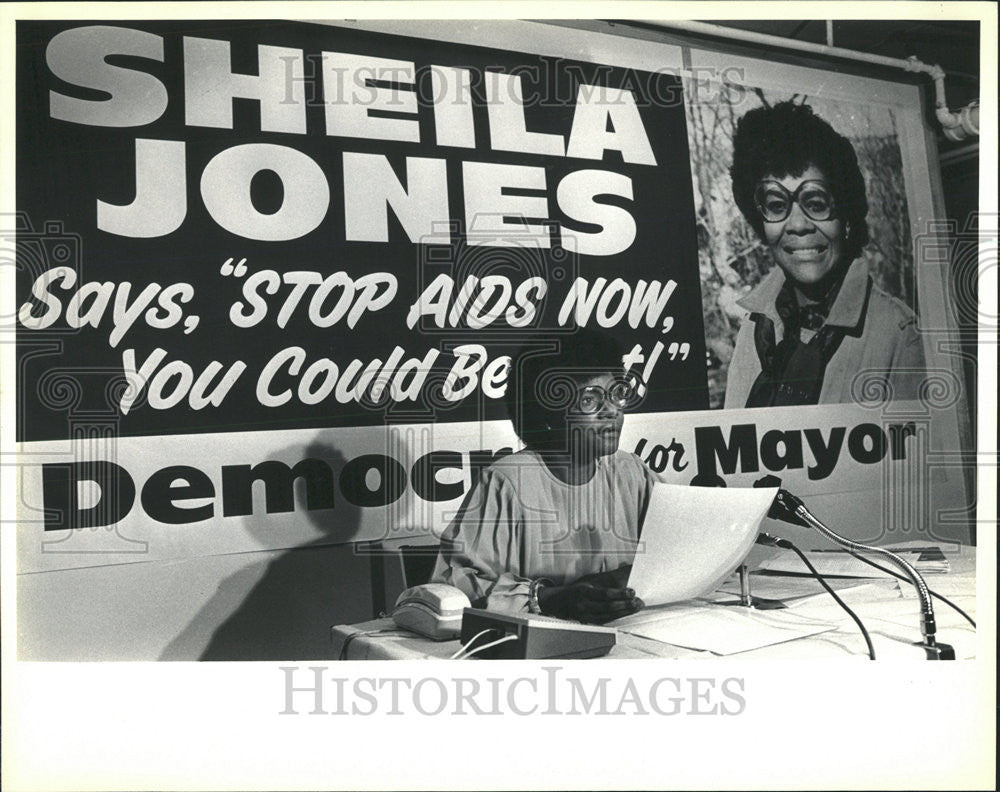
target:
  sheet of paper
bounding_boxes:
[893,574,977,600]
[784,582,896,614]
[616,606,835,655]
[628,484,778,606]
[713,572,873,603]
[757,553,884,577]
[757,545,951,577]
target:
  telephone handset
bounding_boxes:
[391,583,471,640]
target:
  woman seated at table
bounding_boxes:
[724,101,925,408]
[431,329,654,623]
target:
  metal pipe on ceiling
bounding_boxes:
[632,19,980,140]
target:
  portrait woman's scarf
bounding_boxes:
[744,273,870,407]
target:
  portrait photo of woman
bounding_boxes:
[722,101,926,408]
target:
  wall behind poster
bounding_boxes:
[14,19,971,659]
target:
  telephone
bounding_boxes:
[391,583,471,640]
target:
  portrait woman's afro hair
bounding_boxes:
[730,101,870,262]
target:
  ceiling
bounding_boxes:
[714,20,980,105]
[708,20,981,156]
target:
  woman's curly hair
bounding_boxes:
[731,101,870,262]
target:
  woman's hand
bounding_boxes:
[575,564,632,590]
[537,579,643,624]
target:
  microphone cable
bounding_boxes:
[759,533,876,660]
[839,548,976,629]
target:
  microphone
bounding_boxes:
[767,489,955,660]
[755,532,792,549]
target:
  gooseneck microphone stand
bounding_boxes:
[770,489,955,660]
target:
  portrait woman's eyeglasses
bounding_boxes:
[754,179,837,223]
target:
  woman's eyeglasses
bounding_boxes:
[572,379,642,415]
[754,180,837,223]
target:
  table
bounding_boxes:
[331,546,978,661]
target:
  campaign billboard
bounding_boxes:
[12,19,972,659]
